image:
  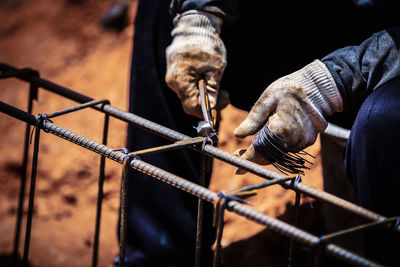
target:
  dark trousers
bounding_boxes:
[345,77,400,266]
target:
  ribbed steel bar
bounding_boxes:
[0,64,390,224]
[119,155,129,267]
[22,115,42,267]
[12,83,37,266]
[0,102,382,267]
[92,112,110,267]
[54,124,379,266]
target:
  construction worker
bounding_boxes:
[118,0,400,266]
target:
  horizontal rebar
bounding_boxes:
[0,67,389,224]
[0,102,383,266]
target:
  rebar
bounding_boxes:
[288,176,302,267]
[0,102,384,266]
[119,153,129,267]
[1,64,398,266]
[92,111,110,267]
[12,82,38,266]
[22,115,42,267]
[0,65,393,223]
[0,63,389,224]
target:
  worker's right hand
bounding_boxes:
[233,60,343,174]
[165,10,229,118]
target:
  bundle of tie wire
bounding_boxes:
[252,124,314,175]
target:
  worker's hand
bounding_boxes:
[233,60,343,174]
[165,10,229,118]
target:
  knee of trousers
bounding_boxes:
[344,77,400,214]
[349,77,400,154]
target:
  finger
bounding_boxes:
[182,92,203,119]
[234,89,276,138]
[233,145,271,175]
[205,84,218,110]
[203,70,223,109]
[168,72,203,118]
[268,100,314,152]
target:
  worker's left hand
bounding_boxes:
[233,60,343,174]
[165,10,229,118]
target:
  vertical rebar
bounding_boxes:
[212,194,227,267]
[92,112,109,267]
[288,190,301,267]
[119,154,129,267]
[22,115,42,267]
[12,83,37,266]
[194,154,207,267]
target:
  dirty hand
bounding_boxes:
[233,60,343,173]
[165,10,229,118]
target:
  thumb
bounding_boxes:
[233,145,271,175]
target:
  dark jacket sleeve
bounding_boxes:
[170,0,240,26]
[322,27,400,112]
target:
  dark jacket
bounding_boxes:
[170,0,400,114]
[323,27,400,112]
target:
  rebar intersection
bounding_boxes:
[1,63,399,267]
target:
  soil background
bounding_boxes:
[0,1,328,266]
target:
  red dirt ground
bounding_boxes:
[0,1,324,266]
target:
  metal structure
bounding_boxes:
[1,62,399,267]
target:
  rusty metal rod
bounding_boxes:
[128,156,381,267]
[0,64,391,223]
[48,105,391,223]
[0,75,390,225]
[0,104,382,267]
[119,154,129,267]
[194,151,209,267]
[0,69,390,227]
[12,83,38,266]
[92,111,110,267]
[22,115,43,267]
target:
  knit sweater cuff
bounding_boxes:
[172,10,224,48]
[291,60,343,115]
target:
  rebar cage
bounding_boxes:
[0,62,399,267]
